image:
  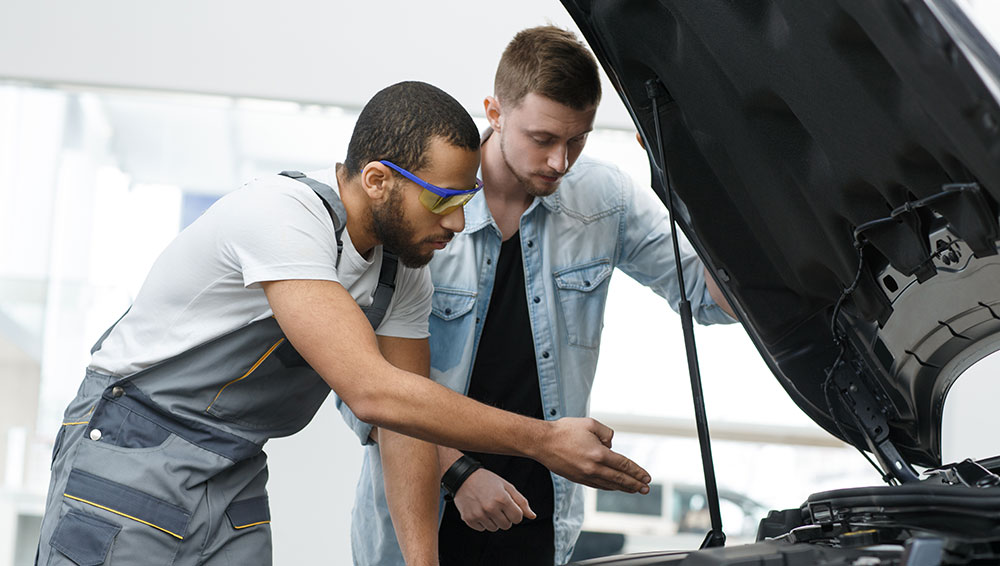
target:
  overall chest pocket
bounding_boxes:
[553,259,613,350]
[206,338,330,432]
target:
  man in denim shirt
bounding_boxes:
[340,27,736,565]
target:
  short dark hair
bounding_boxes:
[344,81,480,178]
[495,26,601,110]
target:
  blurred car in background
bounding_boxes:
[570,483,770,561]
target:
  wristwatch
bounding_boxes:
[441,454,482,501]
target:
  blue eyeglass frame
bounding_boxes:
[379,160,483,196]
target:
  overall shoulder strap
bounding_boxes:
[278,171,397,330]
[364,251,398,330]
[279,170,347,244]
[90,307,130,354]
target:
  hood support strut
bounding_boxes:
[646,78,726,549]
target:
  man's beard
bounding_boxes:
[370,184,439,268]
[499,131,562,197]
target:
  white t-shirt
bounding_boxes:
[90,167,433,377]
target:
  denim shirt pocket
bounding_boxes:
[431,288,477,321]
[553,259,613,349]
[429,288,477,379]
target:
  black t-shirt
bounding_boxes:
[438,233,555,566]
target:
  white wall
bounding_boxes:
[266,400,363,565]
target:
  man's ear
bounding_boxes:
[360,161,392,202]
[484,96,503,132]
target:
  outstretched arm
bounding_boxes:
[261,278,651,493]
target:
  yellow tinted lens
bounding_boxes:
[419,190,476,215]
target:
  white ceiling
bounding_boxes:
[0,0,636,129]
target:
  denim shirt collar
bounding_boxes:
[461,189,554,235]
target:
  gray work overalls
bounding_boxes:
[36,172,397,566]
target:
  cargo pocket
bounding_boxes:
[553,259,613,349]
[49,510,120,566]
[222,496,272,560]
[56,469,189,565]
[226,496,271,530]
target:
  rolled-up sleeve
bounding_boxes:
[616,169,735,326]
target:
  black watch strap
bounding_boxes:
[441,455,482,501]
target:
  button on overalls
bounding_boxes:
[36,172,397,565]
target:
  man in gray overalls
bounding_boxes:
[36,81,652,566]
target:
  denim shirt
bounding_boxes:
[338,155,734,565]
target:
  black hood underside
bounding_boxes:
[563,0,1000,468]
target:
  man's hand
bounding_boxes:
[534,417,651,494]
[453,468,536,532]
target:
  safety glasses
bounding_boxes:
[380,160,483,215]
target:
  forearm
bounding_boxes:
[264,279,649,494]
[358,364,550,461]
[437,445,463,479]
[703,267,736,319]
[265,278,547,459]
[380,429,440,566]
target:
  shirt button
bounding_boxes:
[527,240,534,248]
[89,428,103,441]
[111,386,125,398]
[475,317,481,324]
[444,308,452,315]
[549,409,557,417]
[584,280,591,287]
[533,297,541,304]
[486,258,492,265]
[542,351,550,359]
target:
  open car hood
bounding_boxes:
[563,0,1000,473]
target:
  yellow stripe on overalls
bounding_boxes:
[63,494,185,540]
[233,520,271,529]
[206,338,286,411]
[62,405,96,426]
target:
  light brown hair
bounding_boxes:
[494,25,602,111]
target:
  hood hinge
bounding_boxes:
[829,358,921,483]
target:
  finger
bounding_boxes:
[481,518,500,532]
[590,419,614,448]
[613,451,651,487]
[461,511,485,532]
[494,510,514,530]
[583,472,646,494]
[506,484,536,521]
[591,452,651,494]
[496,496,522,528]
